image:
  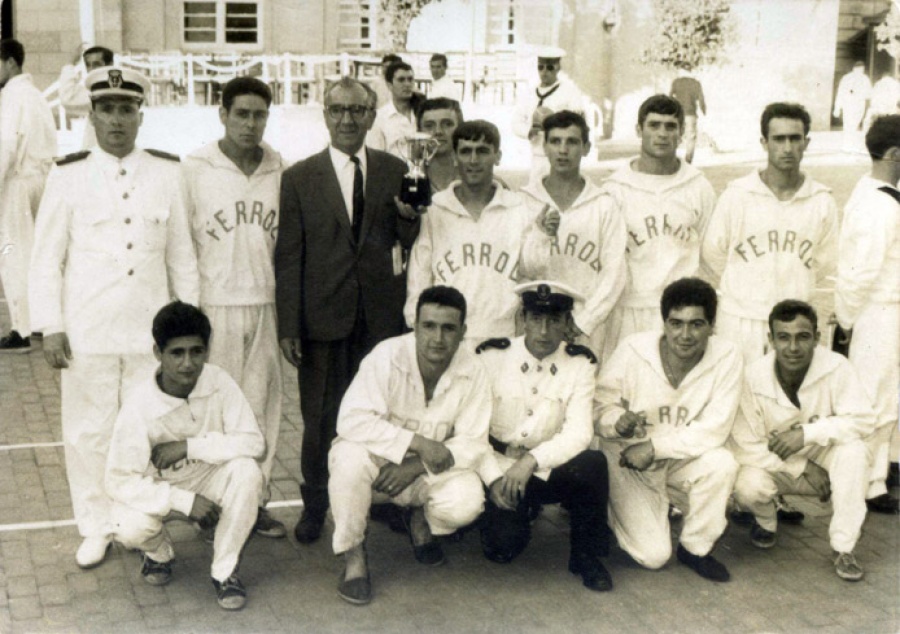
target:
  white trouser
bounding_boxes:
[733,440,869,553]
[63,352,156,538]
[110,458,262,582]
[0,172,47,334]
[328,440,485,554]
[847,302,900,498]
[601,444,737,568]
[205,303,282,505]
[607,305,660,360]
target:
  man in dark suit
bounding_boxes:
[275,76,420,543]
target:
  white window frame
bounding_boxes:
[182,0,264,51]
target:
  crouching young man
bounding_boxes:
[476,281,612,592]
[328,286,491,605]
[105,301,264,610]
[729,300,875,581]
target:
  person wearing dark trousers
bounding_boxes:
[476,281,612,592]
[274,76,420,544]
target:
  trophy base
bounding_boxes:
[400,176,432,209]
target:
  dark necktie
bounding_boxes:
[536,83,561,107]
[350,155,364,243]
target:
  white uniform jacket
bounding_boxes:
[478,337,594,484]
[335,332,491,471]
[595,332,742,460]
[601,160,716,310]
[367,100,416,159]
[29,149,199,354]
[105,364,265,517]
[183,141,284,307]
[834,176,900,329]
[520,179,627,336]
[405,183,537,340]
[0,73,56,181]
[729,348,876,478]
[701,171,838,320]
[511,78,583,157]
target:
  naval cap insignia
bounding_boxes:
[536,284,551,300]
[108,69,123,88]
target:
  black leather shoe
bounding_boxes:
[294,509,325,544]
[402,508,445,566]
[568,555,613,592]
[867,493,900,515]
[676,544,730,582]
[338,573,372,605]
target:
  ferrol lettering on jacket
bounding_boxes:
[732,230,815,268]
[628,213,694,249]
[434,243,520,282]
[205,200,278,241]
[547,232,603,272]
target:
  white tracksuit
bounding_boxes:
[511,79,584,185]
[595,332,742,567]
[520,179,628,359]
[601,160,716,351]
[183,141,284,505]
[105,364,264,582]
[477,337,594,485]
[729,348,875,553]
[29,148,199,538]
[328,333,490,554]
[0,73,57,336]
[702,171,839,362]
[405,183,537,342]
[834,176,900,499]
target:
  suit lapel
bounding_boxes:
[315,149,355,245]
[359,148,387,251]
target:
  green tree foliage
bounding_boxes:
[640,0,735,71]
[379,0,446,51]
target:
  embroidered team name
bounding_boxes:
[391,414,452,441]
[548,233,603,272]
[636,405,693,427]
[205,200,278,241]
[733,230,815,268]
[434,243,519,282]
[629,214,694,249]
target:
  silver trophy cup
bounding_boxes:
[400,132,440,209]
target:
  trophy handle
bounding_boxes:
[423,137,440,164]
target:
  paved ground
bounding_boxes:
[1,159,898,634]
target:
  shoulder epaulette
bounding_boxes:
[55,150,90,166]
[877,186,900,205]
[145,148,181,162]
[565,343,597,364]
[475,337,511,354]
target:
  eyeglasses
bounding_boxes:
[537,63,558,71]
[326,105,371,120]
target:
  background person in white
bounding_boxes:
[476,282,612,593]
[521,111,627,360]
[594,278,741,582]
[367,61,418,159]
[833,61,871,152]
[702,102,838,364]
[405,120,537,346]
[57,44,113,149]
[511,48,583,187]
[729,301,874,582]
[834,114,900,516]
[0,39,57,353]
[105,302,264,610]
[29,65,199,569]
[328,286,489,605]
[183,76,286,538]
[601,95,715,359]
[428,54,458,100]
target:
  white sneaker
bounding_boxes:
[76,536,110,569]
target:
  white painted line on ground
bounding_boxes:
[0,441,64,451]
[0,518,76,532]
[264,499,304,509]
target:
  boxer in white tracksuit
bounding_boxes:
[594,279,741,579]
[834,116,900,510]
[702,103,839,363]
[183,78,284,525]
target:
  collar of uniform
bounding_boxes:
[146,364,219,415]
[522,176,605,210]
[511,335,565,372]
[92,145,141,172]
[395,332,477,393]
[328,143,367,176]
[627,330,736,384]
[605,157,703,194]
[536,80,561,94]
[432,181,523,218]
[860,173,899,194]
[193,140,283,175]
[752,345,844,402]
[731,169,832,202]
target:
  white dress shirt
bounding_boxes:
[328,145,367,223]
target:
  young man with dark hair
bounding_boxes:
[368,61,418,159]
[595,277,742,582]
[477,281,612,592]
[729,300,874,580]
[602,94,716,359]
[372,53,403,108]
[702,102,838,363]
[328,286,490,605]
[415,97,464,193]
[0,38,57,353]
[521,110,627,359]
[182,76,286,538]
[428,53,457,100]
[834,114,900,515]
[106,301,265,609]
[405,120,538,346]
[30,66,199,568]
